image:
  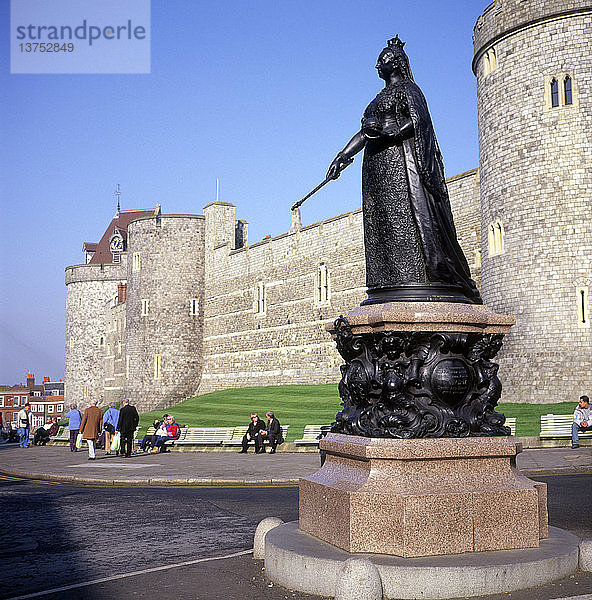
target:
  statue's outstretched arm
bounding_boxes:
[327,131,366,180]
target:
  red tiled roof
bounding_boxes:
[89,208,157,264]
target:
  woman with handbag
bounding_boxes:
[102,401,120,455]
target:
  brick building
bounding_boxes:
[0,374,64,428]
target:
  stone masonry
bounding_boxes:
[475,0,592,403]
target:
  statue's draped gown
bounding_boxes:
[361,78,481,303]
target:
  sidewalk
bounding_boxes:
[0,443,590,486]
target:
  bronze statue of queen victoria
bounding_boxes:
[326,36,481,305]
[306,39,511,439]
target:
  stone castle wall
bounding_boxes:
[124,215,206,411]
[198,170,482,396]
[475,0,592,402]
[199,207,366,395]
[64,260,126,409]
[446,169,482,292]
[103,300,126,406]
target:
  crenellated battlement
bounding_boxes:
[473,0,592,72]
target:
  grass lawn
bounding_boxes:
[137,384,577,440]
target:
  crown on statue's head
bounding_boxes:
[387,35,406,51]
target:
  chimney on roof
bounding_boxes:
[118,282,127,304]
[27,374,35,388]
[43,377,50,383]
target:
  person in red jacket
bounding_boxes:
[151,415,181,453]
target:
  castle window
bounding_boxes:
[483,47,497,76]
[189,298,199,316]
[132,252,141,271]
[141,299,149,316]
[153,354,162,380]
[254,282,266,315]
[99,336,105,348]
[487,220,504,256]
[576,286,589,328]
[316,264,330,305]
[550,79,559,107]
[83,384,89,398]
[564,76,572,105]
[488,48,497,71]
[112,252,120,264]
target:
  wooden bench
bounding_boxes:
[294,421,515,444]
[175,427,235,446]
[505,417,516,436]
[223,425,290,447]
[540,414,591,440]
[295,425,332,445]
[51,426,70,441]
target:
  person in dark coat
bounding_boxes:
[260,411,282,454]
[116,398,139,458]
[239,413,266,454]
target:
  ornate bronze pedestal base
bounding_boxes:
[327,302,516,438]
[299,434,548,558]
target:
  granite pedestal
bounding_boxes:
[299,434,548,557]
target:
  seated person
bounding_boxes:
[572,395,592,448]
[258,411,283,454]
[33,417,59,446]
[152,415,181,452]
[137,415,168,452]
[239,413,266,454]
[1,421,11,442]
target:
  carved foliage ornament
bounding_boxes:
[332,316,510,438]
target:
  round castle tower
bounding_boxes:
[124,214,205,412]
[65,261,126,408]
[474,0,592,402]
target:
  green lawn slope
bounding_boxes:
[137,384,577,440]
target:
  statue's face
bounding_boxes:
[376,50,395,80]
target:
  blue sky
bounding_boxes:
[0,0,488,384]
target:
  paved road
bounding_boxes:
[1,443,589,487]
[0,474,590,600]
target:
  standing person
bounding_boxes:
[65,404,82,452]
[572,395,592,449]
[16,402,32,448]
[102,401,120,455]
[239,413,266,454]
[80,400,102,460]
[260,411,282,454]
[116,399,139,458]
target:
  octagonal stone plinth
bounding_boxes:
[299,434,547,558]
